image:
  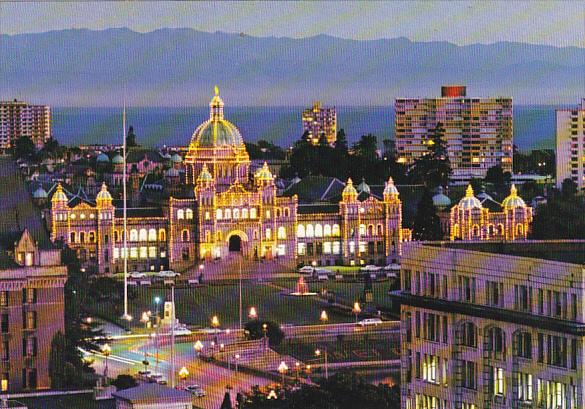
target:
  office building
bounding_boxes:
[302,101,337,145]
[395,86,513,180]
[556,99,585,190]
[0,100,51,150]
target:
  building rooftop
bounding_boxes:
[112,383,191,404]
[428,240,585,265]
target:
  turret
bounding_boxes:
[51,183,68,210]
[383,177,399,202]
[341,178,358,203]
[96,182,113,209]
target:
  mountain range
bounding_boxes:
[1,28,583,106]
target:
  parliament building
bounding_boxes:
[49,89,406,274]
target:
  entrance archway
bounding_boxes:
[229,235,242,252]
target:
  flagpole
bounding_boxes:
[122,100,130,322]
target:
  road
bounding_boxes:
[88,322,400,408]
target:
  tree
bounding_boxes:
[12,135,36,160]
[409,123,451,188]
[244,320,284,347]
[412,189,443,241]
[49,331,84,389]
[530,187,585,239]
[334,129,348,153]
[485,165,505,187]
[112,374,137,390]
[561,178,578,199]
[221,392,234,409]
[126,126,138,147]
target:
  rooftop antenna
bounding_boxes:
[121,97,131,322]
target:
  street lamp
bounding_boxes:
[178,366,189,388]
[320,310,328,323]
[311,260,317,275]
[278,361,288,386]
[249,306,258,320]
[234,354,240,373]
[141,311,150,329]
[102,343,111,380]
[211,315,220,332]
[295,362,300,380]
[315,348,329,379]
[262,323,268,352]
[353,302,361,324]
[194,340,203,362]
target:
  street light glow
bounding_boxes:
[211,315,220,328]
[249,306,258,319]
[320,310,328,322]
[194,340,203,352]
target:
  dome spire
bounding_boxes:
[465,184,474,198]
[209,86,224,120]
[214,85,219,96]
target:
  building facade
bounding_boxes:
[556,99,585,190]
[0,156,67,393]
[392,241,585,409]
[449,185,532,241]
[49,90,404,274]
[0,100,51,150]
[395,86,513,180]
[302,101,337,145]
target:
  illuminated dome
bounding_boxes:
[458,185,482,210]
[33,186,48,199]
[96,183,112,201]
[383,177,399,196]
[96,153,110,163]
[342,178,358,197]
[432,186,451,209]
[197,164,213,182]
[255,162,273,180]
[112,154,124,165]
[51,183,68,202]
[502,184,526,209]
[189,87,244,148]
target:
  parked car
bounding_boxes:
[157,270,180,278]
[298,266,315,274]
[136,370,152,382]
[358,318,383,327]
[360,265,382,272]
[185,384,206,397]
[147,373,167,385]
[129,271,147,279]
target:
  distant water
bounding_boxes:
[51,105,558,151]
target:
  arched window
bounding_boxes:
[472,225,480,237]
[139,229,147,242]
[130,229,138,242]
[306,224,314,238]
[517,224,524,235]
[452,224,459,237]
[225,209,231,219]
[158,229,166,242]
[182,229,190,242]
[359,224,366,235]
[148,229,157,241]
[216,231,222,241]
[216,209,223,220]
[250,208,257,219]
[323,225,332,237]
[182,247,190,261]
[513,330,532,359]
[275,208,281,218]
[332,224,340,237]
[177,209,184,220]
[297,224,305,238]
[253,230,259,240]
[284,208,290,217]
[242,208,248,219]
[485,327,506,358]
[89,231,96,243]
[488,225,495,236]
[497,224,504,236]
[233,209,240,219]
[114,230,119,242]
[79,232,86,243]
[278,226,286,239]
[460,322,477,348]
[377,224,383,236]
[205,231,211,242]
[70,232,76,243]
[315,224,323,237]
[185,209,193,219]
[367,224,374,236]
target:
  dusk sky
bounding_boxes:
[1,1,584,47]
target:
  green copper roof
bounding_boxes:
[193,119,243,147]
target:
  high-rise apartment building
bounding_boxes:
[395,86,513,180]
[0,156,66,392]
[391,241,585,409]
[0,100,51,150]
[302,101,337,145]
[555,99,585,190]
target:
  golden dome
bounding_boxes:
[255,162,274,181]
[458,185,482,210]
[502,184,526,209]
[51,183,68,203]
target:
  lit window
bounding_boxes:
[241,208,248,219]
[266,228,272,240]
[205,211,210,220]
[297,243,306,255]
[332,224,340,237]
[323,242,331,254]
[80,213,85,219]
[148,229,157,241]
[323,225,331,237]
[70,214,76,219]
[225,209,231,219]
[297,224,305,238]
[233,209,240,219]
[315,224,323,237]
[349,241,355,254]
[250,208,257,219]
[139,247,147,259]
[493,367,505,396]
[359,224,366,235]
[130,248,138,258]
[185,209,193,219]
[216,209,223,220]
[277,227,286,239]
[158,229,166,242]
[332,241,340,254]
[306,224,314,238]
[277,244,285,256]
[177,209,184,219]
[139,229,147,242]
[113,248,120,259]
[130,229,138,242]
[266,210,270,218]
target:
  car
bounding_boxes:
[157,270,180,278]
[147,373,167,385]
[185,384,206,397]
[360,265,382,272]
[383,263,401,271]
[298,266,315,274]
[358,318,383,327]
[136,370,152,382]
[129,271,147,279]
